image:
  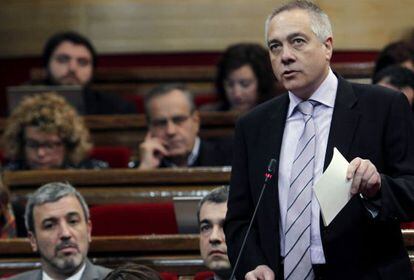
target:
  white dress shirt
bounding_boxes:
[278,69,338,264]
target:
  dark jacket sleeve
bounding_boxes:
[224,119,268,279]
[376,92,414,222]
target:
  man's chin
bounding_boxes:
[207,260,232,271]
[166,149,188,158]
[53,255,83,274]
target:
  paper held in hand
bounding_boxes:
[314,147,352,226]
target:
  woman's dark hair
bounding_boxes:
[215,43,276,110]
[103,263,162,280]
[42,31,97,68]
[373,65,414,89]
[373,41,414,77]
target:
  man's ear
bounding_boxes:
[87,219,92,243]
[192,110,201,132]
[28,231,38,252]
[324,37,333,61]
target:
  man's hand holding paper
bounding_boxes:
[314,148,382,226]
[347,157,381,198]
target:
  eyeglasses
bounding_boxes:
[150,114,192,129]
[25,139,64,151]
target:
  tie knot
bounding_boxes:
[296,100,316,116]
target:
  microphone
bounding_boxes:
[229,158,277,280]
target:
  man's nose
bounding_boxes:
[281,45,295,65]
[68,59,78,71]
[59,222,72,239]
[166,119,177,135]
[209,226,224,244]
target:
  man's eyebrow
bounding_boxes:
[66,211,82,218]
[267,38,280,46]
[287,32,308,40]
[41,216,57,225]
[199,219,211,225]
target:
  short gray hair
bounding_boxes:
[25,182,90,234]
[197,185,229,224]
[265,0,332,44]
[144,83,196,123]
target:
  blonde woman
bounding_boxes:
[2,92,107,170]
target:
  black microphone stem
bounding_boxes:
[229,159,276,280]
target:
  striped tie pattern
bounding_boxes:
[284,101,316,280]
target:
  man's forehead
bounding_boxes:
[268,9,312,35]
[53,41,92,57]
[33,195,83,220]
[200,202,227,221]
[149,90,192,117]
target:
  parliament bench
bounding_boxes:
[1,229,414,278]
[3,167,231,205]
[0,234,204,278]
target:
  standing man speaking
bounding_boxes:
[225,1,414,279]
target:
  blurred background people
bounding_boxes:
[373,65,414,108]
[2,92,108,170]
[203,43,277,113]
[0,179,17,239]
[373,40,414,77]
[41,31,137,114]
[103,263,162,280]
[131,83,232,169]
[197,186,231,280]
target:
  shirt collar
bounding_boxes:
[43,262,86,280]
[162,137,201,167]
[287,68,338,118]
[187,136,201,166]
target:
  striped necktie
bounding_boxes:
[284,100,317,280]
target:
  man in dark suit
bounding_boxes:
[224,1,414,280]
[133,83,232,169]
[41,31,136,115]
[8,182,111,280]
[198,186,232,280]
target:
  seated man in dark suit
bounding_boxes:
[41,31,136,115]
[197,186,232,280]
[8,182,111,280]
[132,83,232,169]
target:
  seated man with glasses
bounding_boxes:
[131,83,232,169]
[2,92,108,170]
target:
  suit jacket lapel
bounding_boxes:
[258,95,289,270]
[324,76,360,169]
[36,270,42,280]
[81,259,98,280]
[263,95,290,178]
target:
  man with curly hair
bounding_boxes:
[2,92,107,170]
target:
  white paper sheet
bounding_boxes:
[314,147,352,226]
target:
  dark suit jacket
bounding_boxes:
[191,138,233,167]
[7,259,111,280]
[129,138,233,168]
[224,76,414,280]
[83,87,137,115]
